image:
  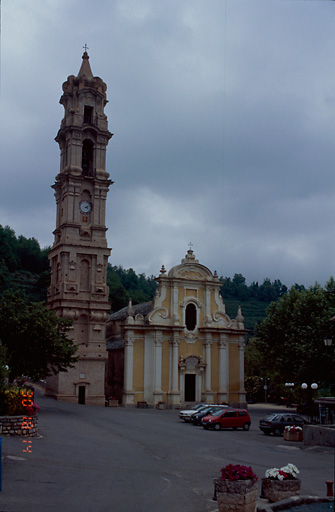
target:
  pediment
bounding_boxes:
[168,263,212,281]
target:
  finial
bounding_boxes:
[83,43,89,53]
[160,265,166,275]
[188,242,193,252]
[127,298,133,316]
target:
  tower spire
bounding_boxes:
[78,45,93,78]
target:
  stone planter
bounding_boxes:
[261,478,301,503]
[214,477,258,512]
[283,430,303,442]
[108,399,118,407]
[0,414,38,436]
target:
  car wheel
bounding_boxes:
[264,431,270,436]
[203,426,208,430]
[242,423,250,431]
[214,423,221,431]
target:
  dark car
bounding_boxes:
[202,408,251,431]
[191,405,227,425]
[259,413,307,435]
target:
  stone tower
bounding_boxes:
[46,51,113,405]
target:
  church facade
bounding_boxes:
[46,51,112,405]
[106,249,247,408]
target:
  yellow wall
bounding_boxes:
[179,339,203,359]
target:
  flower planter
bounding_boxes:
[108,399,118,407]
[261,478,301,503]
[283,430,303,442]
[214,477,258,512]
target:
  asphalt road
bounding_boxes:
[1,389,334,512]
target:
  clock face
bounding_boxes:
[79,200,93,214]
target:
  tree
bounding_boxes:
[0,292,78,382]
[253,278,335,394]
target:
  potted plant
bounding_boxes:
[261,463,301,503]
[24,402,40,416]
[213,464,258,512]
[283,425,303,442]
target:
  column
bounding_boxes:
[153,331,163,405]
[204,333,214,402]
[238,335,247,406]
[168,333,180,408]
[218,334,229,403]
[123,332,135,405]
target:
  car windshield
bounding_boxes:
[211,408,228,417]
[263,414,279,421]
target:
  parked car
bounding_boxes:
[202,408,251,431]
[191,405,227,425]
[178,403,209,422]
[259,413,307,435]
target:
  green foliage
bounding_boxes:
[0,225,50,302]
[0,386,26,416]
[225,298,270,333]
[107,265,157,312]
[244,375,264,402]
[0,291,78,382]
[251,278,335,393]
[220,273,291,302]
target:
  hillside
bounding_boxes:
[1,224,307,333]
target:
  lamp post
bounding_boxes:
[301,382,318,422]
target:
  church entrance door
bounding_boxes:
[184,374,196,402]
[78,386,86,405]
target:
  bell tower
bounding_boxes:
[46,50,113,405]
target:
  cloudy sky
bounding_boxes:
[1,0,334,288]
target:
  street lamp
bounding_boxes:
[301,382,318,390]
[324,336,333,347]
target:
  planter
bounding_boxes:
[261,478,301,503]
[214,477,258,512]
[108,399,118,407]
[284,430,303,442]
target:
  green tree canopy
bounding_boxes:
[0,292,78,382]
[252,278,335,392]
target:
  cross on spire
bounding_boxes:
[83,43,89,52]
[188,242,193,251]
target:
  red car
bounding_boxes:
[202,408,251,431]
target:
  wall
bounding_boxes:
[303,424,335,448]
[0,415,38,436]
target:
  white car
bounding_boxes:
[179,404,218,422]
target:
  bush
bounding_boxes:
[0,386,29,416]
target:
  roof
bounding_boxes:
[109,301,153,321]
[78,51,93,78]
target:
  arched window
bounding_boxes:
[82,139,94,176]
[185,303,197,331]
